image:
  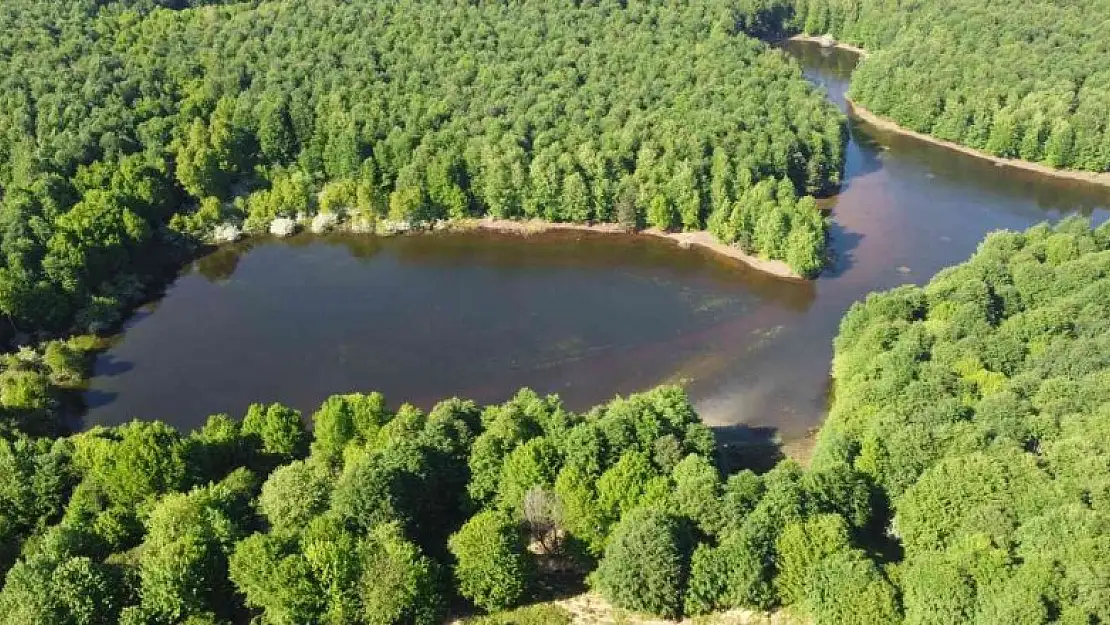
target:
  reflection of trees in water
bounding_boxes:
[335,235,384,260]
[189,231,817,311]
[194,245,245,283]
[779,40,858,85]
[274,232,386,260]
[387,231,819,312]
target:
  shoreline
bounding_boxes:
[847,98,1110,189]
[451,218,804,280]
[787,35,1110,189]
[786,34,869,57]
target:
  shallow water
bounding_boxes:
[83,41,1110,443]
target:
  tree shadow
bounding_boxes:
[529,568,589,603]
[712,423,786,474]
[822,220,864,278]
[81,389,118,411]
[841,117,890,181]
[93,354,134,377]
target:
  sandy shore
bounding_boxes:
[449,591,800,624]
[787,34,869,57]
[787,35,1110,189]
[454,218,804,280]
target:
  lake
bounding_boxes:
[83,41,1110,448]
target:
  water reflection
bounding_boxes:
[86,231,812,429]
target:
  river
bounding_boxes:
[83,41,1110,452]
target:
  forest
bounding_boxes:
[806,217,1110,624]
[4,217,1110,625]
[790,0,1110,171]
[0,0,845,368]
[0,385,861,624]
[4,0,1110,623]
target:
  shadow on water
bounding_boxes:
[384,230,821,313]
[192,242,253,283]
[822,220,864,278]
[117,307,155,328]
[714,424,786,474]
[83,389,118,411]
[842,119,889,180]
[93,354,134,378]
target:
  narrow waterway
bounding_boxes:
[83,41,1110,449]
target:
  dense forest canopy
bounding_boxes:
[0,386,800,624]
[0,0,844,359]
[7,0,1110,623]
[807,218,1110,624]
[791,0,1110,171]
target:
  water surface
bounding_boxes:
[84,42,1110,443]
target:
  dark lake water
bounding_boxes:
[83,41,1110,446]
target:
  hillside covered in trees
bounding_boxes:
[4,220,1110,625]
[0,0,845,363]
[790,0,1110,172]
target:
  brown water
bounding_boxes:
[83,42,1110,443]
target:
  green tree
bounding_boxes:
[359,523,443,625]
[561,171,591,222]
[646,194,676,231]
[985,109,1019,158]
[773,514,852,605]
[595,451,668,536]
[593,507,691,619]
[670,454,724,536]
[77,421,187,508]
[258,98,297,164]
[0,555,125,625]
[310,392,390,466]
[1044,119,1076,168]
[139,473,254,622]
[495,437,562,514]
[258,460,332,532]
[804,550,902,625]
[448,510,532,613]
[241,403,308,466]
[230,533,324,625]
[174,119,226,199]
